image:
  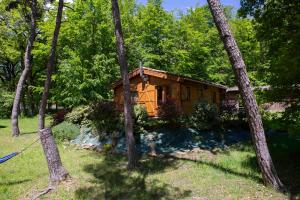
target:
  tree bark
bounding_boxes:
[38,0,69,185]
[40,128,69,185]
[11,0,37,137]
[38,0,63,129]
[207,0,284,190]
[111,0,138,169]
[27,77,35,117]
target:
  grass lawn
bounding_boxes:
[0,117,297,199]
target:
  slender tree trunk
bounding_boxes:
[207,0,284,190]
[38,0,69,185]
[11,0,37,137]
[111,0,138,169]
[27,80,35,117]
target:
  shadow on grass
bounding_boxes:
[0,125,7,128]
[21,131,37,135]
[75,155,191,200]
[0,179,31,186]
[166,154,262,183]
[166,133,300,197]
[221,135,300,197]
[268,136,300,197]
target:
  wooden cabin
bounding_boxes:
[113,67,228,117]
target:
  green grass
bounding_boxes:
[0,117,296,199]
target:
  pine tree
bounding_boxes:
[111,0,138,169]
[207,0,284,190]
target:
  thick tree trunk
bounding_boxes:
[38,0,69,185]
[207,0,284,190]
[111,0,138,169]
[11,0,37,137]
[40,128,69,185]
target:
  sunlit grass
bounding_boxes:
[0,117,288,199]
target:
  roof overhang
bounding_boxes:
[112,67,228,90]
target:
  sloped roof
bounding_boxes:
[226,85,271,93]
[112,67,228,90]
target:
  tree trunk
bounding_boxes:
[11,0,37,137]
[27,79,35,117]
[111,0,138,169]
[207,0,284,190]
[38,0,63,129]
[38,0,69,185]
[40,128,69,185]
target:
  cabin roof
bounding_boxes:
[112,67,228,90]
[226,85,272,93]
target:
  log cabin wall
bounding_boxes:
[180,81,223,114]
[113,68,227,117]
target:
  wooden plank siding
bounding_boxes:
[113,67,227,117]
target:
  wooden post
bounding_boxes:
[162,86,167,102]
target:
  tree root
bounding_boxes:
[30,186,54,200]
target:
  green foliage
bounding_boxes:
[157,100,182,126]
[88,101,122,139]
[0,90,14,118]
[0,0,279,120]
[133,104,148,126]
[65,106,91,126]
[133,104,148,134]
[50,0,120,107]
[282,107,300,136]
[261,109,300,137]
[0,117,289,200]
[52,121,81,142]
[188,101,219,131]
[239,0,300,114]
[261,110,285,132]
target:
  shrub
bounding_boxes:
[157,99,182,126]
[0,91,14,118]
[282,106,300,136]
[219,104,247,129]
[65,105,91,126]
[133,104,148,131]
[88,101,122,140]
[52,109,70,126]
[133,104,148,144]
[188,101,219,131]
[52,122,80,142]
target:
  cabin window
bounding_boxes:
[198,86,204,100]
[181,86,190,101]
[212,92,217,104]
[131,91,139,103]
[156,86,171,105]
[157,86,163,105]
[166,86,172,99]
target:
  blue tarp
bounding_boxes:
[115,128,254,154]
[71,127,281,154]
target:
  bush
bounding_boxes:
[65,105,91,126]
[188,101,219,131]
[88,101,122,140]
[0,91,14,118]
[52,109,70,126]
[133,104,148,131]
[157,99,182,126]
[281,106,300,136]
[52,122,80,142]
[133,104,148,144]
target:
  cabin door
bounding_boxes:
[156,85,171,105]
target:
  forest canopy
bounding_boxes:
[0,0,298,115]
